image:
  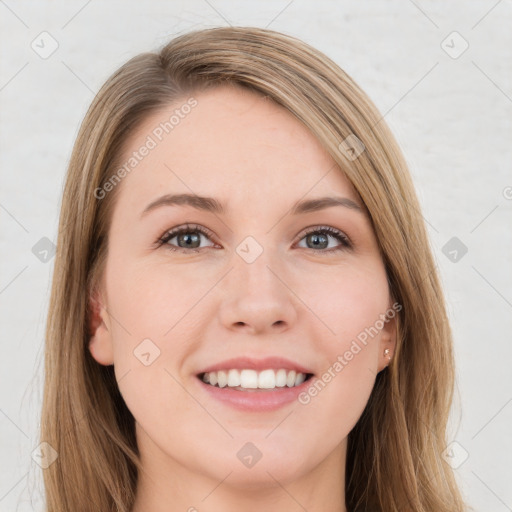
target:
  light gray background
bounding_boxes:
[1,1,511,510]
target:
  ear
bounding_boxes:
[377,303,398,373]
[88,289,114,366]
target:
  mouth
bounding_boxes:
[197,369,315,392]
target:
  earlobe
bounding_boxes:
[377,307,398,372]
[87,292,114,366]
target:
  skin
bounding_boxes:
[88,85,396,512]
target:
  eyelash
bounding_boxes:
[156,223,352,254]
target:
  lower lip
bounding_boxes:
[196,376,314,412]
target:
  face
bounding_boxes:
[88,85,396,495]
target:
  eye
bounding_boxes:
[157,223,217,253]
[156,224,352,254]
[295,225,352,253]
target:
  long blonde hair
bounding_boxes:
[41,26,467,511]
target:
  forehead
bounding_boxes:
[112,85,361,215]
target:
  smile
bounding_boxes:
[200,368,314,391]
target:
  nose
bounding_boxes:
[217,248,298,335]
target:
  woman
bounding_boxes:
[41,26,468,511]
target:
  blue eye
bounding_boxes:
[157,224,351,254]
[296,226,351,253]
[157,223,216,253]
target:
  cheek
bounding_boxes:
[106,257,204,339]
[105,260,199,435]
[295,260,389,344]
[105,256,216,398]
[293,261,388,409]
[293,265,387,436]
[298,356,377,453]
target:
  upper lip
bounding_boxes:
[197,356,314,376]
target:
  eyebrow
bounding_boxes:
[140,193,364,218]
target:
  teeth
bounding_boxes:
[201,369,310,390]
[217,370,228,388]
[275,369,287,387]
[228,369,240,387]
[258,369,275,389]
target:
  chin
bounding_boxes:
[204,449,310,490]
